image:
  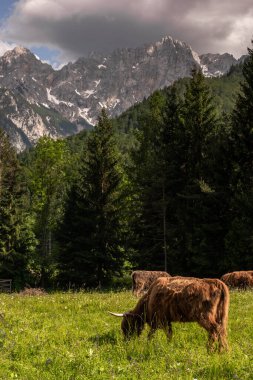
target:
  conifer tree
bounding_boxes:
[182,69,218,180]
[176,69,227,276]
[226,43,253,269]
[129,91,169,270]
[0,129,36,288]
[130,73,229,276]
[157,86,188,273]
[57,109,127,287]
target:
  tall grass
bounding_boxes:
[0,290,252,379]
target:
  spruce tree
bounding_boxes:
[129,91,168,270]
[182,69,218,180]
[177,69,227,276]
[157,86,188,274]
[226,43,253,269]
[130,74,229,276]
[57,109,126,287]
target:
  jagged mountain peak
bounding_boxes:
[199,52,237,77]
[2,46,34,60]
[200,52,235,59]
[11,46,30,55]
[83,35,190,62]
[1,45,54,72]
[155,35,187,48]
[146,35,196,56]
[0,35,243,151]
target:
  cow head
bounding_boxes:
[109,311,144,338]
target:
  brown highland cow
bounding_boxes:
[131,270,171,297]
[110,276,229,352]
[221,270,253,289]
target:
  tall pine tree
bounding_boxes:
[129,91,169,270]
[157,86,188,274]
[226,42,253,269]
[175,69,227,276]
[57,109,127,287]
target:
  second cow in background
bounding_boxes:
[132,270,171,296]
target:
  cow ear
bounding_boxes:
[108,311,125,317]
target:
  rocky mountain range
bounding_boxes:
[0,36,240,151]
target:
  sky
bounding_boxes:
[0,0,253,66]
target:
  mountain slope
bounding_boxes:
[0,36,241,150]
[0,88,78,151]
[112,63,243,135]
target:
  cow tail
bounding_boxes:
[217,280,230,341]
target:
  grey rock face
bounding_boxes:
[51,36,203,125]
[0,38,240,150]
[199,53,237,77]
[0,87,78,152]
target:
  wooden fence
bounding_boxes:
[0,279,12,293]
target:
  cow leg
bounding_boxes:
[165,323,173,341]
[198,316,219,352]
[214,313,228,352]
[207,331,217,352]
[216,324,228,352]
[148,323,172,341]
[147,317,158,340]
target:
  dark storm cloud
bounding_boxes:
[1,0,253,62]
[7,14,166,59]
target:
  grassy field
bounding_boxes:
[0,290,252,380]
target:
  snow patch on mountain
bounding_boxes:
[83,89,96,98]
[78,107,94,125]
[192,50,201,66]
[94,80,100,87]
[47,88,60,105]
[147,45,155,55]
[42,103,50,109]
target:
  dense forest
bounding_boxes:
[0,48,252,290]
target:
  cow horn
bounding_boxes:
[108,311,125,317]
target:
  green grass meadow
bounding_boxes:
[0,290,252,380]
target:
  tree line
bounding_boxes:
[1,47,253,290]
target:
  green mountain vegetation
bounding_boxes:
[1,52,252,290]
[112,61,243,134]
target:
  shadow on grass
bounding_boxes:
[89,330,118,345]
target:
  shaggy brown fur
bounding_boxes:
[121,276,229,352]
[221,271,253,289]
[131,270,171,297]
